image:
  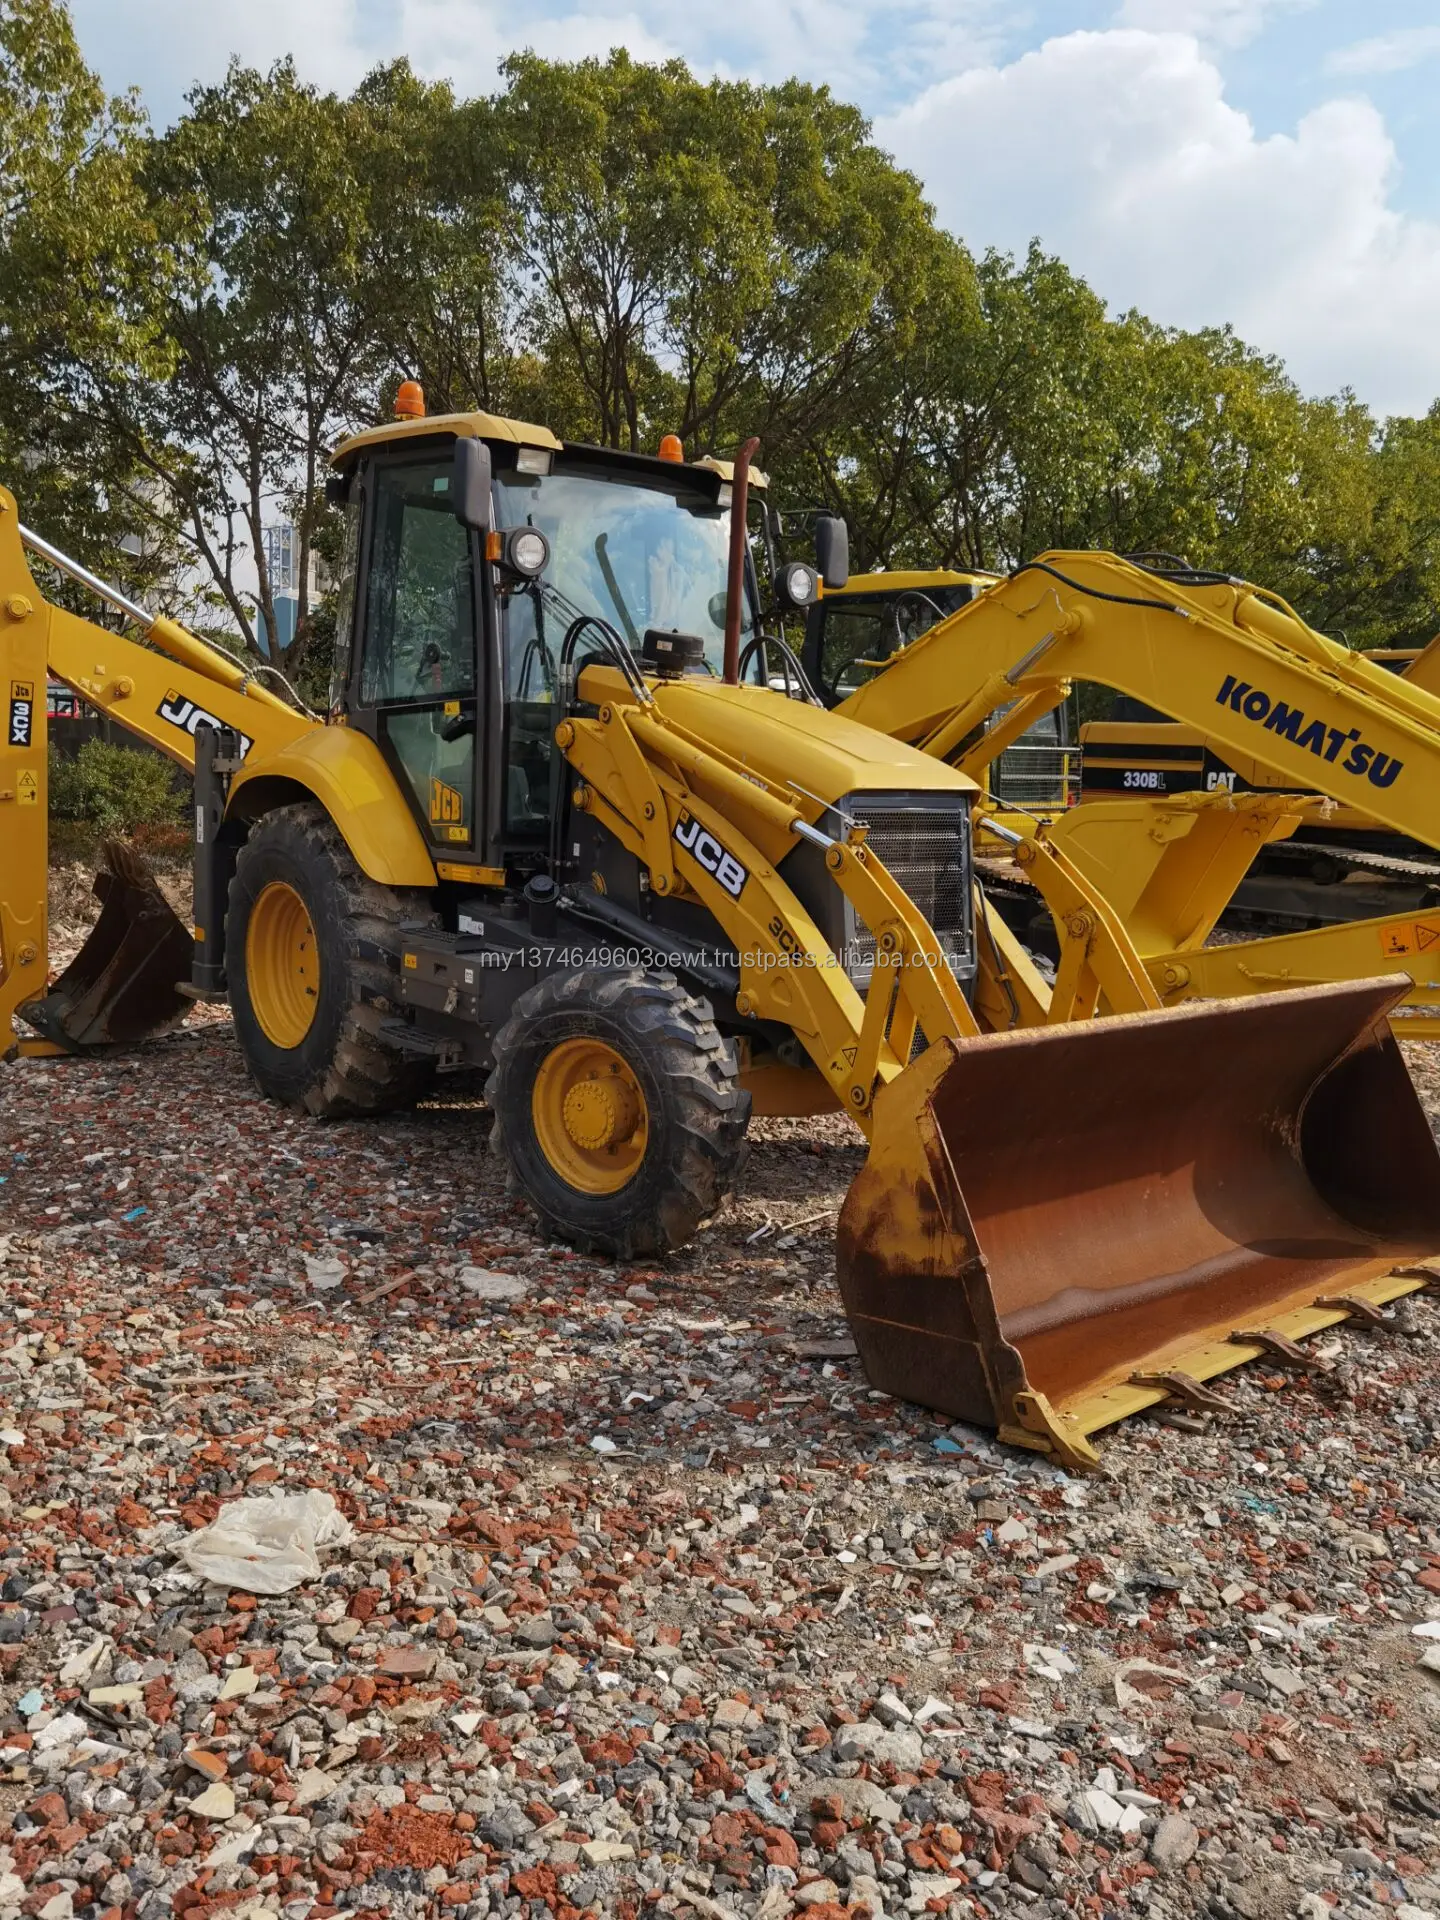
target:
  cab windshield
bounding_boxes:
[497,463,755,677]
[495,460,759,835]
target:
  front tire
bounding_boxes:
[227,802,439,1117]
[488,968,750,1258]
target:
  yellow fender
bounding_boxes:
[228,726,437,890]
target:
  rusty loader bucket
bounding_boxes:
[20,840,192,1052]
[836,977,1440,1467]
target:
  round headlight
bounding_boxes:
[505,527,550,577]
[780,560,819,608]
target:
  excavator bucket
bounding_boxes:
[836,976,1440,1468]
[20,840,193,1052]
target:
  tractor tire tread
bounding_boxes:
[489,967,749,1260]
[229,801,437,1118]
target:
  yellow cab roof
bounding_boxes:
[331,412,766,488]
[829,568,1000,596]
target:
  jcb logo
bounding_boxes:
[157,691,252,759]
[430,778,465,825]
[674,813,747,898]
[8,679,33,749]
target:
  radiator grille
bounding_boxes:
[842,793,975,989]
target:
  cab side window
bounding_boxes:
[361,461,474,705]
[819,599,891,699]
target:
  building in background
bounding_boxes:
[257,523,330,657]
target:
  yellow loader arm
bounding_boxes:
[560,663,983,1121]
[560,664,1170,1110]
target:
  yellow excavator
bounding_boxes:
[804,561,1440,1035]
[5,409,1440,1471]
[1077,639,1440,928]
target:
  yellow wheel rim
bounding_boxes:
[531,1037,649,1195]
[245,881,320,1049]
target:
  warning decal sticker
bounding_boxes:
[1378,919,1440,959]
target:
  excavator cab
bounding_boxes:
[801,570,991,705]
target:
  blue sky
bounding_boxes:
[69,0,1440,417]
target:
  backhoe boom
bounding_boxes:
[0,488,313,1052]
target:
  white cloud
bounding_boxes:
[395,0,678,93]
[1113,0,1311,52]
[1326,25,1440,77]
[72,0,1007,116]
[879,28,1440,416]
[69,0,378,103]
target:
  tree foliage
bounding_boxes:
[3,18,1440,663]
[0,0,177,584]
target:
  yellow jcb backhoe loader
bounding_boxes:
[5,414,1440,1470]
[805,560,1440,1034]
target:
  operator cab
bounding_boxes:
[326,409,772,878]
[801,570,999,706]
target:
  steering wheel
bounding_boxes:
[411,637,444,693]
[885,589,949,652]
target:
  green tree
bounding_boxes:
[0,0,179,591]
[348,61,517,418]
[117,59,391,664]
[7,27,1438,667]
[493,53,942,465]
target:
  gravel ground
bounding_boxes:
[2,870,1440,1920]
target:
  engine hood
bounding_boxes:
[618,672,981,809]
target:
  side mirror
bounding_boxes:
[453,437,493,532]
[324,472,348,507]
[815,513,849,591]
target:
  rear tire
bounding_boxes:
[489,968,750,1258]
[227,802,438,1116]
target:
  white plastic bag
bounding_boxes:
[177,1489,353,1594]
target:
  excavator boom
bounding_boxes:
[838,554,1440,834]
[831,555,1440,1023]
